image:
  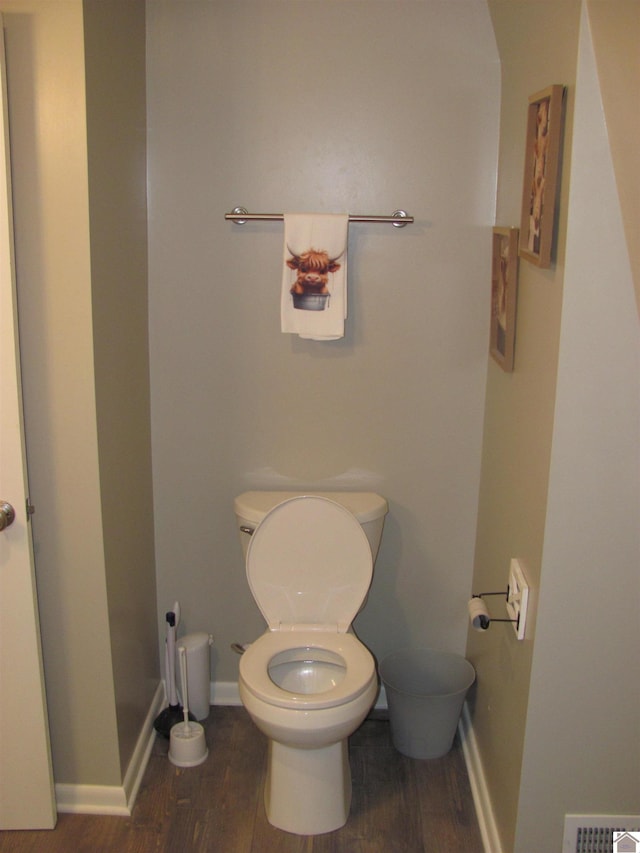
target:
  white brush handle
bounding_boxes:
[178,645,190,733]
[166,624,178,706]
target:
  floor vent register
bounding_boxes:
[563,816,640,853]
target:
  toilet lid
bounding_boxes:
[246,496,373,632]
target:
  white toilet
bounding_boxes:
[234,490,388,835]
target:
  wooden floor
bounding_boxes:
[0,707,483,852]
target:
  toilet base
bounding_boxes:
[265,738,351,835]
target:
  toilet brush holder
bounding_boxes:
[169,720,208,767]
[169,646,208,768]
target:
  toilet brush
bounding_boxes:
[168,646,208,767]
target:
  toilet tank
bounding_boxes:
[234,491,388,562]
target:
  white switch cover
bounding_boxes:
[506,559,529,640]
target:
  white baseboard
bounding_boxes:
[375,683,387,710]
[56,681,164,817]
[122,681,165,810]
[211,680,241,705]
[458,702,502,853]
[55,783,130,817]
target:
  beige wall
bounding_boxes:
[2,0,157,788]
[2,0,120,786]
[466,1,581,849]
[515,4,640,848]
[147,1,500,682]
[467,2,639,851]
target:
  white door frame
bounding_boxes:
[0,18,56,830]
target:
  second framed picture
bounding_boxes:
[491,227,519,372]
[519,84,565,268]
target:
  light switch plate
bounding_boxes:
[506,558,529,640]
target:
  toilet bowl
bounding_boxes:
[234,492,388,835]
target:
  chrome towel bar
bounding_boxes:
[225,206,413,228]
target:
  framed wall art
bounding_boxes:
[519,84,565,268]
[490,226,519,372]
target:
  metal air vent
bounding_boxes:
[563,816,640,853]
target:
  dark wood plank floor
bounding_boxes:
[0,707,483,852]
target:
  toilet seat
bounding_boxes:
[245,496,373,633]
[239,630,376,710]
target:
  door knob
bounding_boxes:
[0,501,16,531]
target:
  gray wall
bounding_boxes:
[147,1,500,681]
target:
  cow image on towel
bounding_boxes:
[287,247,342,302]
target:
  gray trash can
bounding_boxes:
[379,648,475,759]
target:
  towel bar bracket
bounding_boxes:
[230,206,249,224]
[390,209,410,227]
[225,207,413,227]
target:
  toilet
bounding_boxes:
[234,490,388,835]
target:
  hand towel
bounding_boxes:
[281,213,348,340]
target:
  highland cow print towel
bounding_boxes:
[281,213,348,340]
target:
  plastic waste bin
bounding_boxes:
[379,648,475,759]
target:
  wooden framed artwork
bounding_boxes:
[490,227,519,372]
[519,84,565,268]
